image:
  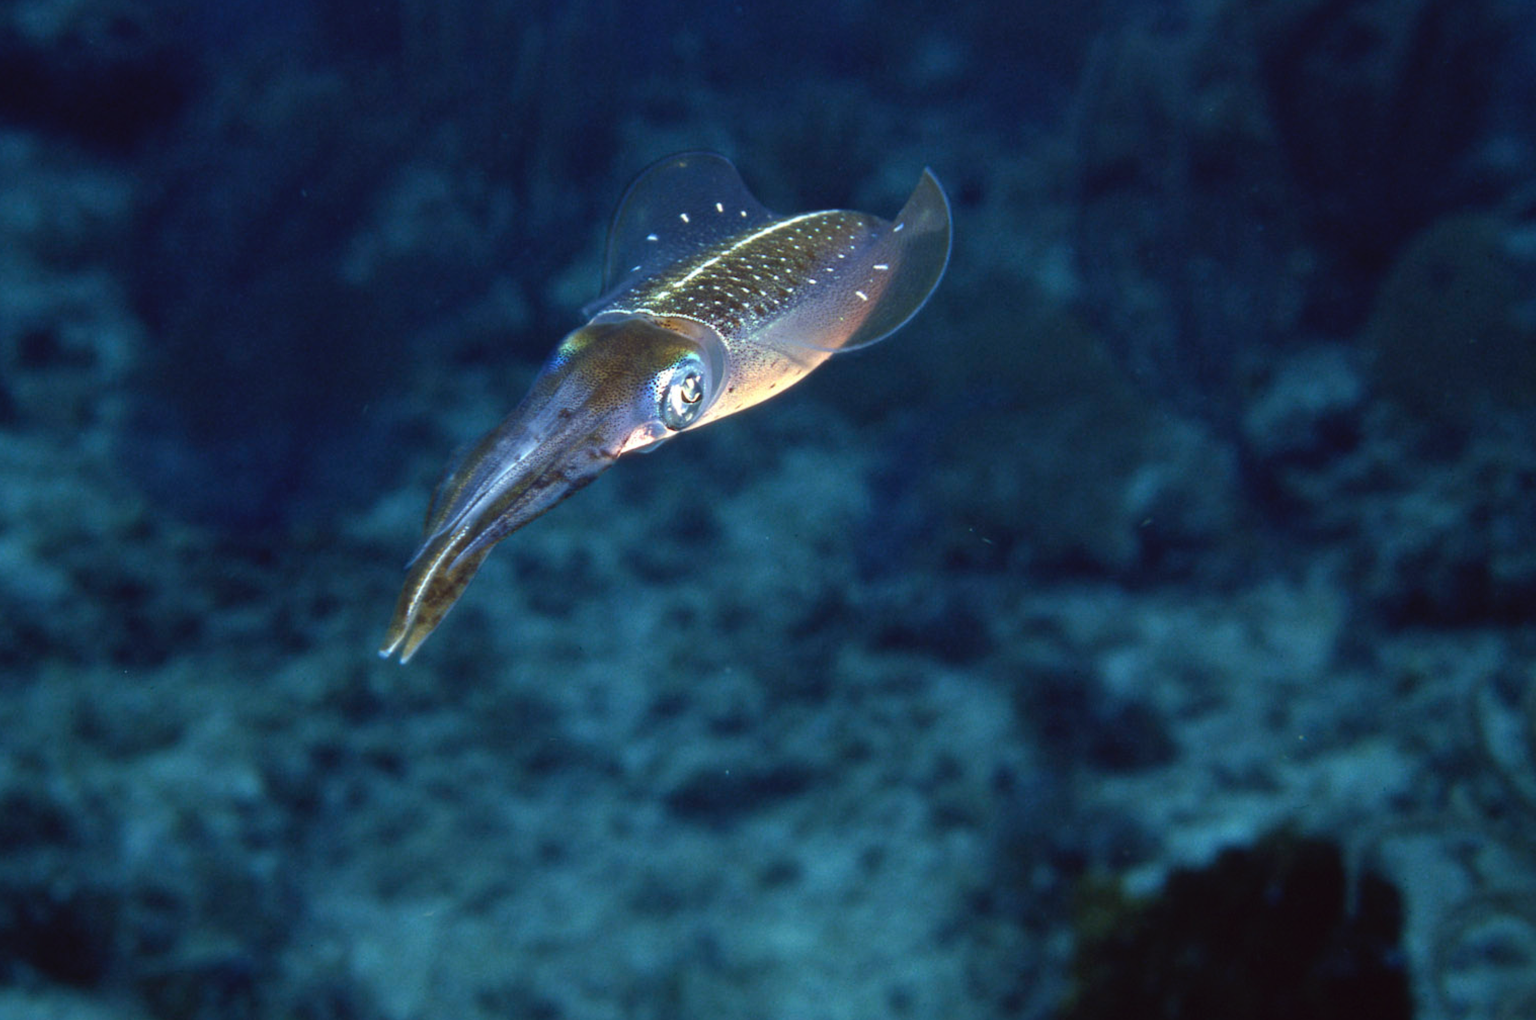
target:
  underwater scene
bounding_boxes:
[1,0,1534,1017]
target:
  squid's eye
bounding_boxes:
[659,359,706,430]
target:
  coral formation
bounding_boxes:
[1064,833,1411,1020]
[1073,0,1512,424]
[1364,209,1536,426]
[883,283,1239,579]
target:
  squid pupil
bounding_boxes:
[678,372,702,405]
[663,366,705,428]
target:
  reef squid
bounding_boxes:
[381,152,952,661]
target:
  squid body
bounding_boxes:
[381,151,951,660]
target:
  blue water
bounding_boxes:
[0,0,1532,1017]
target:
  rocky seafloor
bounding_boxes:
[2,1,1535,1019]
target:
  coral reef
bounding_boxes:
[872,282,1240,580]
[1244,345,1536,624]
[1254,0,1511,305]
[1364,208,1536,427]
[0,673,314,1020]
[1073,0,1513,425]
[1361,658,1536,1019]
[1,0,1535,1018]
[1064,833,1411,1020]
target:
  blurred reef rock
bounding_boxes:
[1073,0,1514,427]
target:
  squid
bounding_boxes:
[381,152,951,661]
